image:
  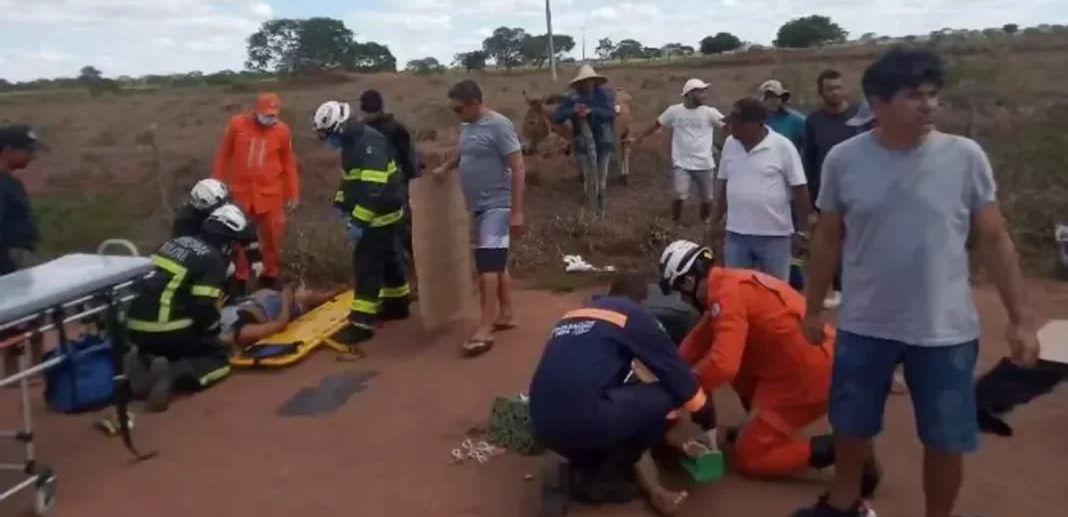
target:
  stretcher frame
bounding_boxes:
[0,253,154,516]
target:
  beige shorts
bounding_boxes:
[672,167,715,201]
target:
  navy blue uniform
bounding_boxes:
[0,170,38,275]
[530,296,705,472]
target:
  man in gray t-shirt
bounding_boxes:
[793,48,1038,517]
[433,80,527,358]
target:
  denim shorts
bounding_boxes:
[830,330,979,453]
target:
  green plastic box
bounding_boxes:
[680,450,726,483]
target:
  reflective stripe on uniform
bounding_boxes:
[127,318,194,332]
[334,191,345,203]
[352,298,380,314]
[562,308,629,328]
[151,254,188,324]
[198,365,231,387]
[379,284,411,299]
[343,162,398,183]
[191,285,222,298]
[351,205,404,228]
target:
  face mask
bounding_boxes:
[256,114,278,126]
[326,133,344,150]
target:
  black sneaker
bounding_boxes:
[123,350,150,400]
[144,357,173,413]
[791,495,868,517]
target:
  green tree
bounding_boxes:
[641,47,662,59]
[774,15,848,48]
[246,19,302,71]
[595,38,615,60]
[519,34,576,68]
[351,41,397,72]
[700,32,743,54]
[482,26,527,70]
[245,17,396,73]
[406,57,444,75]
[78,66,103,83]
[1003,23,1019,34]
[454,50,489,72]
[611,39,644,62]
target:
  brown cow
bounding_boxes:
[521,90,572,156]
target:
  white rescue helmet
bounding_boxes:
[659,239,713,294]
[201,203,257,243]
[189,178,229,212]
[313,100,351,138]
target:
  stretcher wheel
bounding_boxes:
[33,471,57,516]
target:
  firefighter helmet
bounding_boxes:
[313,100,351,138]
[659,239,713,295]
[189,178,229,212]
[201,203,257,243]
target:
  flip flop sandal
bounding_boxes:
[461,338,495,358]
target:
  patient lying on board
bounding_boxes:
[220,284,346,348]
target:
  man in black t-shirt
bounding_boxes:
[0,125,45,276]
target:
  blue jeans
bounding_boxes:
[830,330,979,453]
[724,232,791,281]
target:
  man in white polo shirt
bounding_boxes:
[632,78,726,223]
[714,98,811,281]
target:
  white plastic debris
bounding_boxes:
[1056,224,1068,267]
[563,255,616,273]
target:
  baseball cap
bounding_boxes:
[847,101,875,127]
[681,78,710,96]
[0,125,47,151]
[758,79,790,98]
[255,93,281,116]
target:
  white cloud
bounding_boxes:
[250,2,273,17]
[0,0,272,80]
[0,0,1063,81]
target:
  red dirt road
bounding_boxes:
[2,284,1068,517]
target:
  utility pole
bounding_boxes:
[546,0,557,81]
[581,25,587,61]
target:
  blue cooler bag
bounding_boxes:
[44,334,115,413]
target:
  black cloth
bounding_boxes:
[802,104,861,202]
[0,170,39,275]
[365,113,420,184]
[335,121,405,224]
[129,329,230,392]
[126,236,228,333]
[171,204,208,238]
[350,225,409,326]
[643,283,701,345]
[975,357,1068,436]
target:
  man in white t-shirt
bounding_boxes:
[632,78,726,222]
[714,98,811,281]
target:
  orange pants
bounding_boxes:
[731,402,826,478]
[235,207,285,281]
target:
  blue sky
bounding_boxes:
[0,0,1063,81]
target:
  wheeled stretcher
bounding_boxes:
[0,253,155,515]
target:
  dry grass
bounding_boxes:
[5,37,1068,284]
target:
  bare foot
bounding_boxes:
[649,489,688,515]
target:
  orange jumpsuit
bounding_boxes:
[679,267,835,478]
[211,103,298,282]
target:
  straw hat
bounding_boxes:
[570,64,607,86]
